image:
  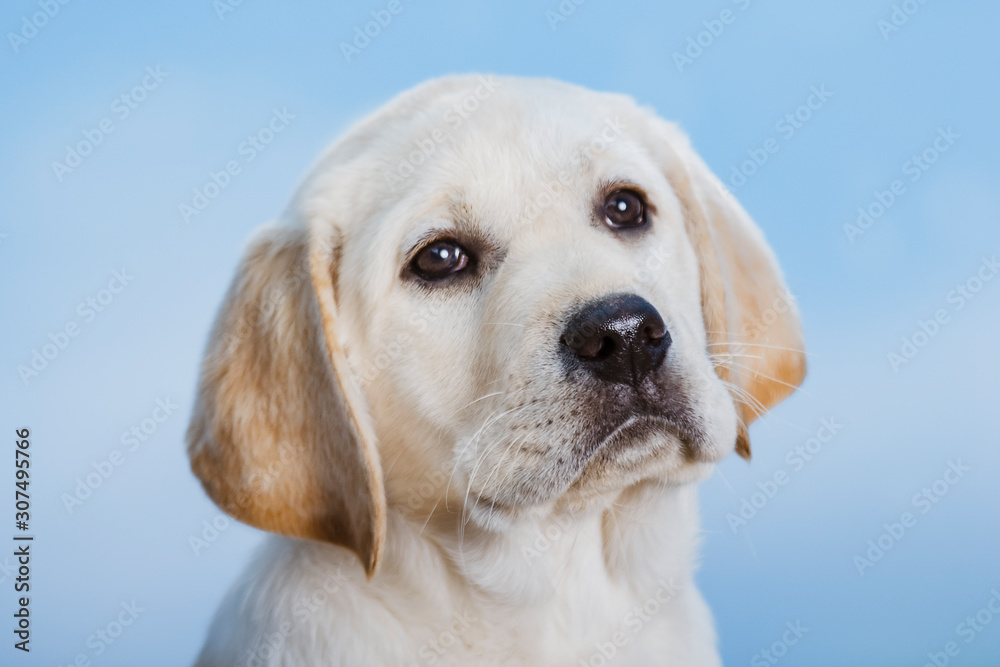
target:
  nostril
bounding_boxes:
[593,336,616,360]
[641,320,668,348]
[562,333,617,361]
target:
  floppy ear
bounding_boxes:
[186,224,385,576]
[649,118,806,459]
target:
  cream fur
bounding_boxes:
[188,75,806,666]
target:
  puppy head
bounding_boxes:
[187,76,805,574]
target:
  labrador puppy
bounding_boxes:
[187,75,805,666]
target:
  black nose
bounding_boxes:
[561,294,670,386]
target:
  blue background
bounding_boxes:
[2,1,998,665]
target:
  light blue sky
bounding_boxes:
[2,1,998,665]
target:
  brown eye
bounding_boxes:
[603,189,646,229]
[411,240,471,281]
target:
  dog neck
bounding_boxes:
[388,480,702,612]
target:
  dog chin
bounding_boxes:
[570,429,720,497]
[466,421,724,532]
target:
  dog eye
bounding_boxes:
[410,240,471,281]
[603,189,646,229]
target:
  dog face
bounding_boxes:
[335,83,738,526]
[187,76,806,574]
